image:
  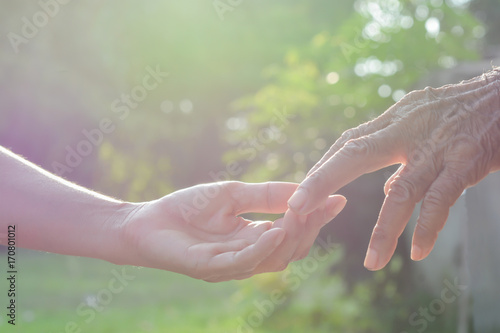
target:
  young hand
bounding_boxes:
[120,181,346,282]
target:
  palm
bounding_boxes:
[125,182,290,281]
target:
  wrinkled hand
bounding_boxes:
[121,181,346,282]
[288,69,500,271]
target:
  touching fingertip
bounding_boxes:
[287,188,308,214]
[328,195,347,217]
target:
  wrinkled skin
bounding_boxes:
[288,68,500,271]
[122,181,346,282]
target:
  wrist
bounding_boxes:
[99,201,146,266]
[113,195,188,272]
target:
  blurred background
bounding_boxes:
[0,0,499,332]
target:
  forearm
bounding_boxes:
[0,146,138,263]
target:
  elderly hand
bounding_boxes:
[121,181,346,282]
[288,68,500,271]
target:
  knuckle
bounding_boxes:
[370,223,393,244]
[342,137,374,157]
[223,181,247,213]
[384,170,398,191]
[405,89,425,102]
[424,188,448,207]
[415,216,435,235]
[223,181,244,194]
[387,177,419,203]
[449,142,490,185]
[415,217,440,243]
[305,166,332,189]
[427,172,465,206]
[423,86,439,100]
[192,266,209,281]
[449,135,480,161]
[340,128,358,142]
[446,173,467,193]
[419,196,450,235]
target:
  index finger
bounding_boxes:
[227,182,298,215]
[307,112,394,177]
[288,129,404,215]
[306,93,426,178]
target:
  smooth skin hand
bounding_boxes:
[0,146,346,282]
[288,68,500,271]
[122,182,346,282]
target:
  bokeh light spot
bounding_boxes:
[438,55,457,68]
[226,117,248,131]
[326,72,340,85]
[415,5,429,21]
[392,89,406,102]
[378,84,392,98]
[425,17,440,38]
[179,99,193,114]
[400,16,414,29]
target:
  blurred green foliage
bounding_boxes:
[227,0,482,183]
[1,248,458,333]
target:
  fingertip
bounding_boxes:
[328,194,347,204]
[364,247,379,271]
[230,228,286,274]
[287,188,309,214]
[327,195,347,217]
[263,227,286,247]
[411,242,433,261]
[410,245,423,261]
[364,245,393,271]
[411,219,440,262]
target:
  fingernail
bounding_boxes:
[411,245,422,261]
[288,189,308,213]
[330,197,347,217]
[364,248,379,271]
